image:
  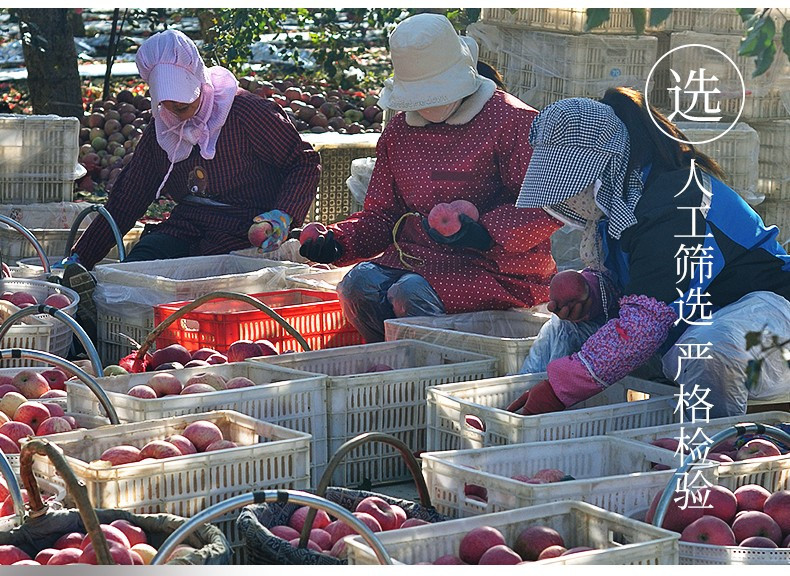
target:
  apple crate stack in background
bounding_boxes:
[469,8,790,241]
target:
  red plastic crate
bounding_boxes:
[153,289,363,353]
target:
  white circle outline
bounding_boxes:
[644,43,746,145]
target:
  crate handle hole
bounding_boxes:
[463,483,488,504]
[178,319,200,332]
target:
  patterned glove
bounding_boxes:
[423,214,493,250]
[299,229,343,264]
[251,210,292,252]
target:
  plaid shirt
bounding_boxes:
[73,89,320,269]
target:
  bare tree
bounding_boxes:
[17,8,83,117]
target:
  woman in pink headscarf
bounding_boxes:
[61,29,320,336]
[67,29,319,269]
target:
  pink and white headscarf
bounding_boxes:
[135,29,238,196]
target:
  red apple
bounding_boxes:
[110,519,148,547]
[79,524,131,549]
[699,485,738,524]
[533,468,566,483]
[191,348,219,361]
[650,437,680,452]
[99,445,142,466]
[478,544,521,565]
[351,511,382,533]
[763,490,790,535]
[645,490,705,533]
[146,373,183,397]
[449,199,479,221]
[127,385,157,399]
[391,504,407,529]
[288,537,321,552]
[537,545,567,560]
[299,222,327,243]
[180,383,219,395]
[182,420,223,452]
[0,420,34,446]
[0,384,20,397]
[53,532,84,550]
[150,344,191,369]
[204,439,237,451]
[735,439,782,461]
[549,270,589,309]
[79,539,133,565]
[400,517,430,529]
[355,496,398,531]
[35,548,59,564]
[680,515,737,545]
[140,440,182,460]
[43,293,71,309]
[253,339,278,356]
[165,434,197,455]
[11,370,49,399]
[226,340,263,362]
[35,416,73,436]
[40,401,65,417]
[513,525,564,561]
[0,545,31,565]
[248,221,273,247]
[734,484,771,513]
[40,368,68,391]
[206,354,228,365]
[732,511,783,544]
[288,505,331,532]
[8,292,36,307]
[270,525,300,541]
[225,376,256,389]
[433,554,466,564]
[0,489,28,517]
[47,547,83,565]
[459,525,507,564]
[740,536,778,548]
[0,433,19,454]
[427,203,462,237]
[13,401,51,433]
[309,528,332,550]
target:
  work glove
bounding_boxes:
[299,229,343,264]
[249,209,292,252]
[53,253,81,269]
[518,379,566,415]
[423,214,493,251]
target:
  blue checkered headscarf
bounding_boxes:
[517,98,644,240]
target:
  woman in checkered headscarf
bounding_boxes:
[513,87,790,418]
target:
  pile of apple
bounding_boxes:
[239,77,383,135]
[125,371,256,399]
[649,435,786,468]
[271,496,433,560]
[0,369,77,453]
[645,484,790,550]
[78,89,150,193]
[97,420,237,466]
[464,468,572,505]
[0,519,198,565]
[0,291,71,310]
[427,200,479,238]
[420,524,594,565]
[120,340,279,373]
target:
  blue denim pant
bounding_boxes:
[336,262,445,342]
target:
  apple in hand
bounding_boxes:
[248,221,273,247]
[300,222,327,243]
[449,199,479,222]
[427,203,462,237]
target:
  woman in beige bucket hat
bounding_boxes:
[299,13,562,342]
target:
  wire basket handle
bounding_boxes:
[0,348,118,424]
[64,205,127,262]
[0,304,103,376]
[298,432,432,549]
[19,438,115,564]
[0,214,50,273]
[151,490,392,565]
[653,423,790,528]
[0,450,26,526]
[134,291,312,361]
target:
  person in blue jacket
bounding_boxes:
[514,87,789,418]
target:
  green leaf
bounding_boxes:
[736,8,756,23]
[585,8,611,32]
[649,8,672,28]
[739,16,775,58]
[631,8,646,36]
[753,40,777,77]
[744,330,763,350]
[783,20,790,63]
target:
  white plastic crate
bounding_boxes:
[497,28,657,111]
[0,278,79,359]
[346,499,679,565]
[668,32,790,120]
[0,114,81,204]
[94,255,306,364]
[27,409,311,558]
[664,8,747,34]
[427,372,679,452]
[674,121,761,205]
[65,362,330,483]
[251,339,498,486]
[481,7,668,34]
[384,308,551,377]
[752,119,790,203]
[0,202,143,261]
[0,301,52,367]
[230,238,308,263]
[283,266,352,292]
[609,411,790,450]
[421,435,717,519]
[0,477,67,530]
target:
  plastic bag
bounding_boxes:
[662,291,790,414]
[346,157,376,205]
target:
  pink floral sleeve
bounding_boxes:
[547,294,677,407]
